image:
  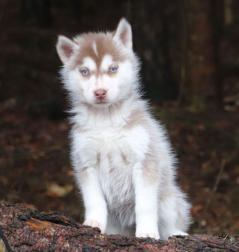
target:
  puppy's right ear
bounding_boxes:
[56,35,78,64]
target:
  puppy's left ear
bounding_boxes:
[113,18,132,49]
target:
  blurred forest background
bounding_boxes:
[0,0,239,236]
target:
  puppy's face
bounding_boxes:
[57,19,139,107]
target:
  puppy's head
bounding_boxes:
[56,18,140,108]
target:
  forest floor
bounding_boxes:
[0,101,239,237]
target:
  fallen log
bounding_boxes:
[0,202,238,251]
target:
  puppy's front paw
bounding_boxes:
[136,231,160,239]
[83,219,104,232]
[170,230,188,237]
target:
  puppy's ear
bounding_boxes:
[56,35,78,64]
[113,18,132,49]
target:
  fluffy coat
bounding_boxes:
[56,18,191,240]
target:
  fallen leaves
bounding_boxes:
[191,204,203,216]
[46,183,73,198]
[1,105,239,235]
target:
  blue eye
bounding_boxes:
[80,68,89,76]
[109,66,118,73]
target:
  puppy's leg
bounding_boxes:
[105,214,122,235]
[77,167,107,233]
[158,192,191,240]
[133,162,160,239]
[106,214,135,236]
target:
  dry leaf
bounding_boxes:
[46,183,73,197]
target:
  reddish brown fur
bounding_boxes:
[69,33,127,71]
[124,108,149,130]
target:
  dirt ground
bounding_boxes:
[0,102,239,236]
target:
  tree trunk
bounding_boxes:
[182,0,218,110]
[0,202,238,251]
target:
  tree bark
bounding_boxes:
[182,0,218,110]
[0,202,238,252]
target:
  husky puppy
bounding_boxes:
[56,18,191,240]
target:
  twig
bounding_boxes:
[204,158,227,212]
[0,226,12,252]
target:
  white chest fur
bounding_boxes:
[71,124,149,208]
